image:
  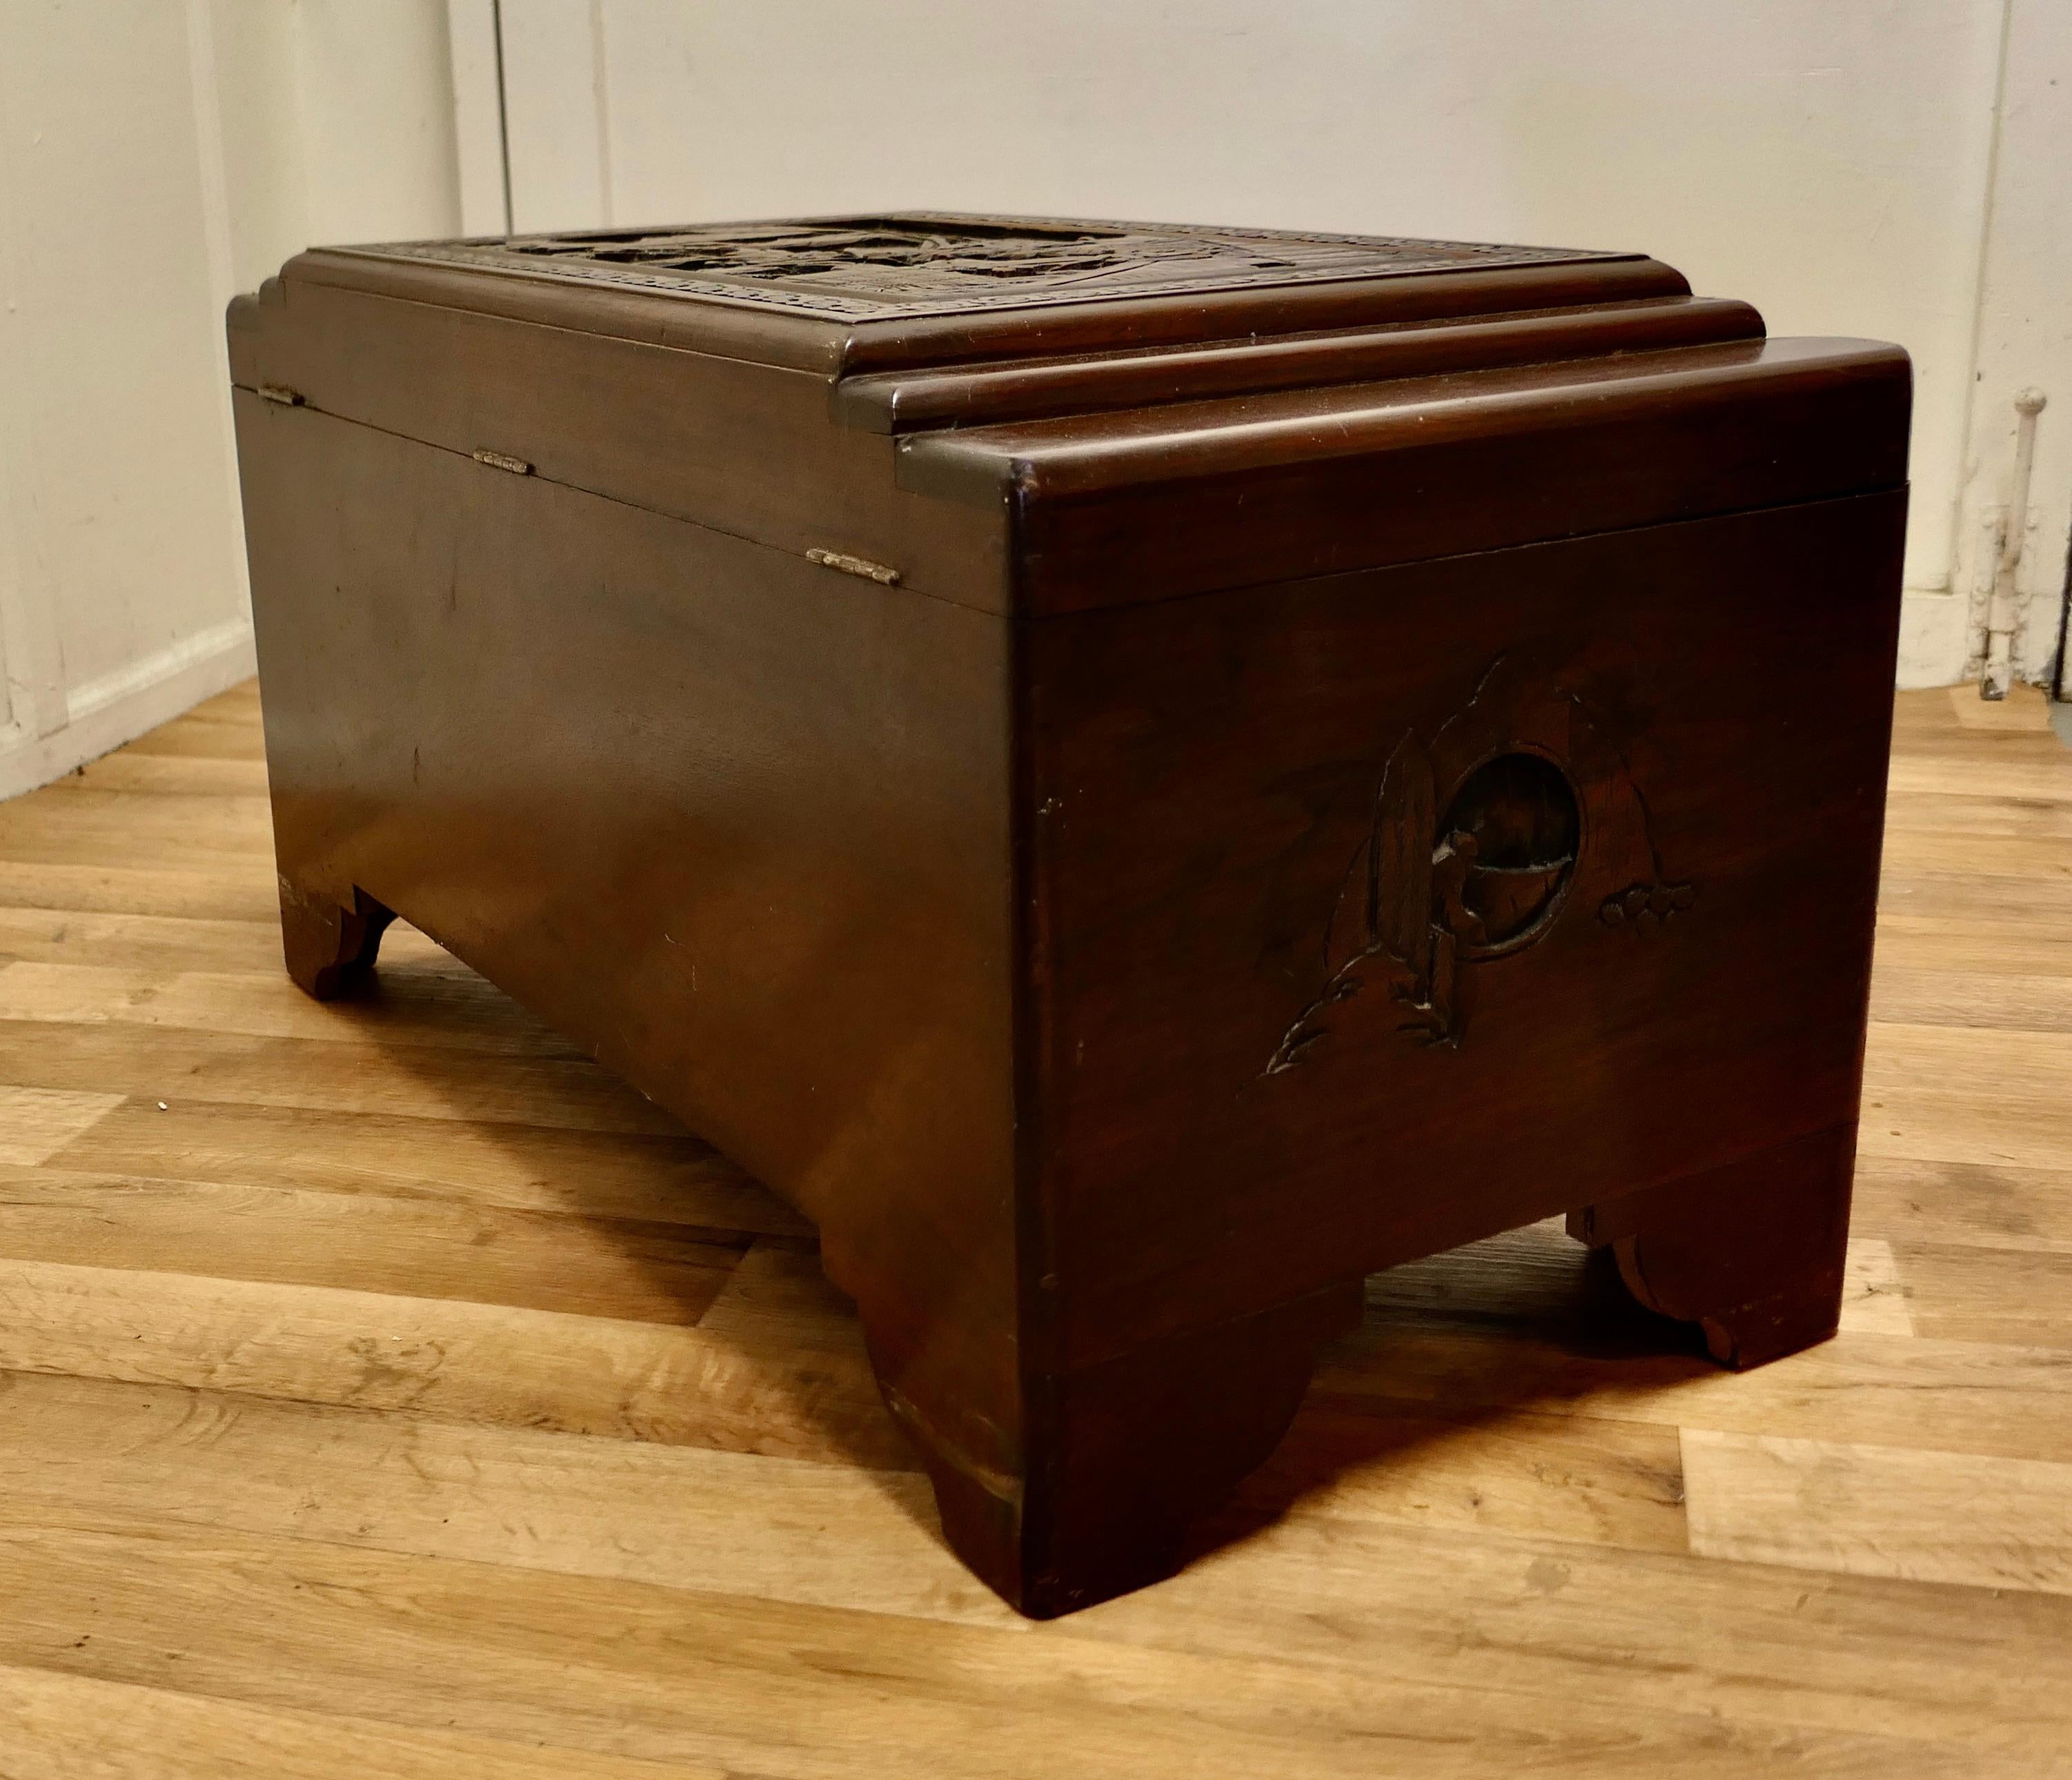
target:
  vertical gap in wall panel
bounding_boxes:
[589,0,614,228]
[492,5,613,233]
[446,0,511,237]
[493,0,515,237]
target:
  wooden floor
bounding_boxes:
[1,680,2069,1777]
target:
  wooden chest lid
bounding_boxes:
[244,213,1911,614]
[295,211,1681,375]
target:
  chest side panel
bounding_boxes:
[234,391,1021,1468]
[1022,492,1907,1371]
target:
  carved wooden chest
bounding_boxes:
[228,214,1910,1616]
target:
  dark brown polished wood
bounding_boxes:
[228,212,1911,1618]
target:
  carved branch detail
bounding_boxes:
[1267,651,1693,1073]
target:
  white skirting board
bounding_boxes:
[1896,586,1975,691]
[1894,582,2068,693]
[0,619,257,802]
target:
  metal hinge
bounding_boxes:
[257,384,304,406]
[807,547,901,586]
[471,448,534,476]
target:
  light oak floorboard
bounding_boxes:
[0,1018,686,1134]
[0,1369,996,1626]
[0,858,280,921]
[43,1098,809,1232]
[1870,965,2072,1031]
[1891,1236,2072,1347]
[1839,1236,1914,1336]
[0,1664,724,1780]
[0,904,285,973]
[0,1168,744,1323]
[0,1515,2043,1776]
[1871,917,2072,978]
[1852,1154,2072,1251]
[1941,683,2053,731]
[0,1086,120,1165]
[0,960,589,1057]
[1315,1322,2072,1463]
[0,1258,907,1467]
[0,800,274,864]
[1682,1427,2072,1596]
[116,710,268,759]
[50,748,273,796]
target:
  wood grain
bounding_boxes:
[0,1257,903,1468]
[46,1098,809,1232]
[0,1085,119,1165]
[0,678,2068,1770]
[0,1169,744,1322]
[9,1517,2008,1779]
[1682,1427,2072,1596]
[0,1664,724,1780]
[0,1016,688,1133]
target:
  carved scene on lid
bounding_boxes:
[348,213,1615,320]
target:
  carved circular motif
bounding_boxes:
[1432,751,1580,958]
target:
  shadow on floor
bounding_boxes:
[323,922,1727,1609]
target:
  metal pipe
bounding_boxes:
[1982,388,2048,701]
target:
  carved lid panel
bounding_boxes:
[339,212,1621,322]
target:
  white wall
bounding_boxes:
[0,0,250,776]
[0,0,462,800]
[1,0,2065,800]
[491,0,2071,691]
